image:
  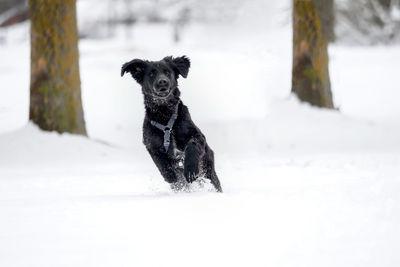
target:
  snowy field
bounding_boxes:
[1,1,400,266]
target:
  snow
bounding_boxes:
[1,123,399,267]
[1,1,400,266]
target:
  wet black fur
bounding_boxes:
[121,56,222,192]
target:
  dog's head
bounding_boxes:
[121,56,190,100]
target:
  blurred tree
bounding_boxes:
[0,0,28,27]
[29,0,86,135]
[314,0,335,42]
[0,0,25,14]
[379,0,392,9]
[291,0,334,109]
[173,7,191,43]
[336,0,400,45]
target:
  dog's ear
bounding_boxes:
[165,56,190,78]
[173,56,190,78]
[121,59,148,84]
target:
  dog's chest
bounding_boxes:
[173,148,185,168]
[170,135,185,167]
[144,126,184,163]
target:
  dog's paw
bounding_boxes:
[184,160,199,183]
[163,170,178,183]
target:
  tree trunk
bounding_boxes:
[378,0,392,9]
[29,0,87,135]
[291,0,334,109]
[314,0,335,42]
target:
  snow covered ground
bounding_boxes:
[1,1,400,266]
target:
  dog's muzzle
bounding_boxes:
[154,75,171,97]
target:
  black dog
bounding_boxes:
[121,56,222,192]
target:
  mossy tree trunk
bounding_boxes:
[29,0,87,135]
[291,0,334,109]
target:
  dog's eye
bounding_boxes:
[164,70,170,75]
[149,71,156,77]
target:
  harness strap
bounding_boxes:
[150,103,180,152]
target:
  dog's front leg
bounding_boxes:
[184,136,205,183]
[147,149,178,183]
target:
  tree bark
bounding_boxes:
[291,0,334,109]
[29,0,87,135]
[314,0,335,42]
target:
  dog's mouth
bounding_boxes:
[153,86,171,98]
[158,87,168,93]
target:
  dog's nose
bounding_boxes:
[158,79,169,87]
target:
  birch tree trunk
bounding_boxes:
[29,0,87,135]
